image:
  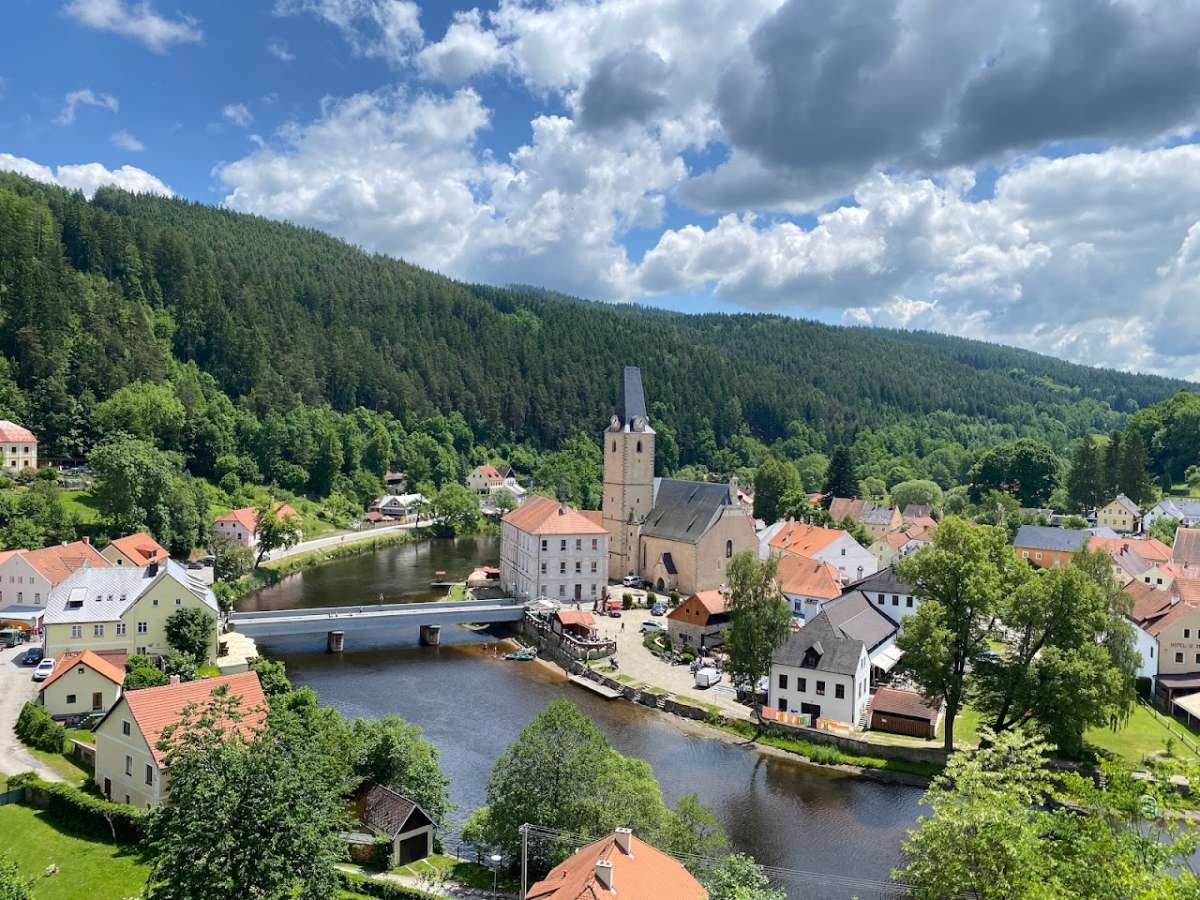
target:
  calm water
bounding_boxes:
[248,537,923,897]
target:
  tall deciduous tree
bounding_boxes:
[351,715,452,829]
[968,439,1060,507]
[704,854,786,900]
[821,447,859,504]
[889,479,944,512]
[163,607,216,665]
[896,518,1020,752]
[752,457,800,524]
[253,501,302,565]
[724,553,793,691]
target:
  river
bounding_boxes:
[242,536,924,898]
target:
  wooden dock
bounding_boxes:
[568,674,623,699]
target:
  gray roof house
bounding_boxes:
[773,610,867,677]
[1013,525,1091,554]
[642,479,743,545]
[1147,499,1200,530]
[43,559,218,626]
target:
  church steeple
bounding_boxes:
[602,367,655,580]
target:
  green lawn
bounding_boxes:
[59,490,102,525]
[0,804,149,900]
[393,853,519,892]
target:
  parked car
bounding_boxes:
[650,603,666,616]
[199,555,215,566]
[0,628,25,648]
[639,620,665,634]
[608,609,622,618]
[21,647,43,666]
[621,574,641,588]
[32,658,55,681]
[185,560,204,570]
[694,667,722,689]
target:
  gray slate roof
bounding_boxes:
[844,565,913,597]
[1013,525,1091,553]
[642,478,739,545]
[772,610,865,676]
[1154,499,1200,520]
[621,366,648,429]
[823,591,897,652]
[43,559,217,625]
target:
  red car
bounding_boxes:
[608,609,622,618]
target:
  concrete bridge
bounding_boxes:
[228,598,526,649]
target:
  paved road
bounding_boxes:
[0,643,62,782]
[262,519,432,563]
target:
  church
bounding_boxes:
[602,367,758,595]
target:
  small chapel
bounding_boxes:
[601,367,757,595]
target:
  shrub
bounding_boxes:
[622,594,632,610]
[15,702,66,753]
[646,591,657,605]
[339,871,438,899]
[669,591,680,606]
[20,776,145,842]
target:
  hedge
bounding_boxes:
[8,773,146,842]
[15,702,66,753]
[338,871,439,900]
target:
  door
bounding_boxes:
[102,778,111,800]
[574,583,582,602]
[801,702,821,722]
[92,692,103,711]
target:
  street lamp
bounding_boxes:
[490,853,502,894]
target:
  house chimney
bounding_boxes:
[614,827,632,855]
[169,674,181,685]
[83,537,90,545]
[594,860,614,892]
[147,561,159,577]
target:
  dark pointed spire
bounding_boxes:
[621,366,647,429]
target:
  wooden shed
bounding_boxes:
[868,687,941,740]
[354,783,435,867]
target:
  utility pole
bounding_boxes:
[520,823,529,899]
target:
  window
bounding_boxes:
[34,592,39,603]
[840,548,846,556]
[1177,652,1185,663]
[835,684,845,699]
[636,441,642,453]
[124,795,130,805]
[799,678,806,692]
[122,721,131,736]
[592,538,598,551]
[892,595,899,606]
[559,562,566,574]
[558,584,565,596]
[777,697,787,711]
[560,540,567,552]
[93,624,104,637]
[541,539,547,552]
[124,756,132,776]
[778,673,788,690]
[77,667,84,675]
[816,680,826,696]
[145,764,153,786]
[575,539,582,551]
[906,596,913,608]
[574,562,581,574]
[540,562,547,575]
[152,598,158,607]
[116,623,126,636]
[877,593,885,605]
[590,562,597,573]
[136,647,147,655]
[175,597,182,606]
[1022,550,1029,559]
[66,694,76,705]
[1035,552,1042,560]
[137,622,148,634]
[725,540,733,559]
[1187,629,1191,639]
[70,625,82,639]
[612,441,616,452]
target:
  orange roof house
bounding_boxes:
[20,541,110,585]
[502,496,609,536]
[0,421,36,443]
[103,532,170,568]
[768,522,844,558]
[776,554,842,601]
[527,829,706,900]
[214,503,299,534]
[666,590,730,649]
[39,649,127,692]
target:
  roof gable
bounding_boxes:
[502,496,608,536]
[776,554,841,600]
[0,420,36,443]
[22,541,110,585]
[39,650,126,691]
[107,532,169,567]
[641,479,738,545]
[527,831,705,900]
[822,592,897,651]
[773,611,866,675]
[768,521,845,556]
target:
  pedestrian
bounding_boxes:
[620,622,625,632]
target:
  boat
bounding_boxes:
[504,647,536,661]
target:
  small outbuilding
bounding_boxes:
[354,783,434,867]
[868,687,941,739]
[552,609,596,640]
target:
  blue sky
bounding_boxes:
[4,0,1200,380]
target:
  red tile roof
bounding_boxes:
[870,687,939,722]
[667,590,727,623]
[502,496,608,536]
[39,650,126,691]
[1125,580,1174,626]
[107,532,169,566]
[474,464,503,480]
[768,522,844,556]
[527,831,706,900]
[1090,535,1173,564]
[555,610,596,629]
[776,554,842,599]
[214,503,299,533]
[117,671,267,765]
[22,541,110,585]
[0,421,35,443]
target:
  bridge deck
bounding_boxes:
[229,598,525,637]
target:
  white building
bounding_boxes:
[212,504,300,549]
[369,493,428,523]
[769,609,872,728]
[842,566,922,624]
[1145,499,1200,532]
[0,540,110,613]
[0,421,37,471]
[500,496,608,604]
[764,521,877,583]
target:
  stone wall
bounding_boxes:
[755,713,948,766]
[521,613,616,661]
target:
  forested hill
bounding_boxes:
[0,171,1189,466]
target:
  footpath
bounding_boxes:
[338,864,516,899]
[0,645,63,783]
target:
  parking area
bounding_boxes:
[0,642,62,781]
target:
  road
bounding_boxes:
[0,643,63,782]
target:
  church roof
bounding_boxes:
[643,479,737,545]
[621,366,648,428]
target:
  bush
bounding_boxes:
[669,591,680,606]
[15,775,145,842]
[15,702,66,753]
[679,650,696,664]
[646,591,657,605]
[622,593,633,610]
[339,871,438,899]
[1136,676,1153,700]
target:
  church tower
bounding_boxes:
[603,367,655,581]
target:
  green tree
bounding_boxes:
[351,715,452,829]
[889,479,944,512]
[1151,516,1181,546]
[703,854,785,900]
[211,530,254,583]
[93,380,185,449]
[253,501,302,565]
[124,654,170,690]
[1065,435,1105,512]
[0,850,32,900]
[821,447,858,503]
[1103,431,1123,499]
[88,435,185,546]
[144,686,349,900]
[896,518,1020,752]
[164,607,216,665]
[775,489,832,526]
[251,657,292,696]
[655,793,730,863]
[430,482,482,535]
[752,457,800,524]
[968,439,1060,507]
[1117,430,1155,506]
[724,553,793,690]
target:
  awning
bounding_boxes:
[1174,693,1200,720]
[870,643,904,673]
[0,606,45,624]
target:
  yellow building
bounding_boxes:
[0,421,37,471]
[1097,494,1142,533]
[42,560,220,660]
[38,650,126,719]
[93,671,266,807]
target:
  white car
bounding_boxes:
[32,658,55,681]
[621,574,641,588]
[639,620,665,634]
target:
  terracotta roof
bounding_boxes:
[667,590,727,623]
[1147,598,1200,638]
[555,610,596,629]
[768,521,845,556]
[1174,529,1200,568]
[22,541,110,585]
[776,554,842,600]
[214,503,299,533]
[527,831,706,900]
[1090,535,1172,564]
[1178,577,1200,605]
[113,671,266,765]
[907,516,938,530]
[580,510,606,530]
[474,464,503,480]
[502,496,608,536]
[0,421,36,443]
[870,687,939,722]
[107,532,169,566]
[38,650,126,692]
[1125,580,1174,626]
[880,532,911,550]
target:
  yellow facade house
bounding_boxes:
[1097,494,1142,533]
[41,559,220,660]
[93,671,266,807]
[38,650,126,718]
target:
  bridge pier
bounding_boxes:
[327,630,345,653]
[419,624,441,647]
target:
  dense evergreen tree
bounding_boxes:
[821,447,859,502]
[1103,431,1123,499]
[1117,430,1155,505]
[1065,436,1105,511]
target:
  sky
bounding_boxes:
[3,0,1200,382]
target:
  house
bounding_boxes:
[1145,499,1200,532]
[1174,528,1200,573]
[212,503,300,549]
[552,609,596,640]
[775,555,842,621]
[0,540,111,615]
[602,367,758,594]
[1097,494,1142,533]
[821,590,901,682]
[901,503,933,523]
[768,608,872,729]
[841,564,922,625]
[1125,580,1174,689]
[665,590,730,650]
[0,420,37,470]
[467,463,506,494]
[527,828,706,900]
[1089,535,1173,584]
[101,533,169,568]
[369,493,428,523]
[351,783,434,866]
[827,498,902,543]
[868,687,941,739]
[500,496,609,604]
[1013,525,1091,568]
[765,521,877,583]
[93,671,267,807]
[869,530,927,569]
[42,559,220,660]
[38,649,126,719]
[1125,577,1200,705]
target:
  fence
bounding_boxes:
[0,787,24,807]
[520,613,617,661]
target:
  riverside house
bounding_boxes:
[500,496,609,604]
[527,828,707,900]
[768,608,873,729]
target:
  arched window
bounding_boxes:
[636,440,642,453]
[725,540,733,559]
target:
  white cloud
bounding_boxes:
[111,129,144,151]
[267,38,295,61]
[222,103,254,128]
[56,88,119,126]
[0,153,172,197]
[415,9,506,84]
[63,0,202,53]
[274,0,422,66]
